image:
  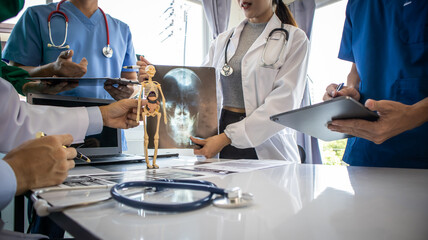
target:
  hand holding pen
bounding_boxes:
[131,55,151,82]
[3,133,76,194]
[323,82,361,101]
[36,132,91,163]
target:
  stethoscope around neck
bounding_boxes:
[221,23,289,76]
[47,0,113,58]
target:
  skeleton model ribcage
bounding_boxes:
[144,81,159,99]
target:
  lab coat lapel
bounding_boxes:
[246,14,282,55]
[226,20,247,63]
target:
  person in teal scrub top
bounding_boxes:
[2,0,138,100]
[324,0,428,168]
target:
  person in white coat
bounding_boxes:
[190,0,309,161]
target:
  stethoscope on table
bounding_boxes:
[31,179,253,216]
[47,0,113,58]
[221,23,289,76]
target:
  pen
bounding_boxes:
[336,83,344,92]
[35,131,91,163]
[122,65,141,69]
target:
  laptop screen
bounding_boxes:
[27,93,121,157]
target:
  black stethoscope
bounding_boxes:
[31,179,253,216]
[221,23,289,76]
[47,0,113,58]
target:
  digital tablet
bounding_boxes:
[26,77,140,85]
[270,96,379,141]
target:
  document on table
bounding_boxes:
[173,159,292,175]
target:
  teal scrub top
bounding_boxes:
[2,1,137,99]
[338,0,428,168]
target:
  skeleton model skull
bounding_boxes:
[136,65,167,168]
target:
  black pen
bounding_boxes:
[35,132,91,163]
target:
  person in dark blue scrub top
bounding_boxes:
[323,0,428,168]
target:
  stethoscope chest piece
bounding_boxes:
[221,63,233,77]
[213,187,253,209]
[103,45,113,58]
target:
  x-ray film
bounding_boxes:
[146,65,218,148]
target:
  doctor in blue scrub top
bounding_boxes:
[324,0,428,169]
[2,0,138,100]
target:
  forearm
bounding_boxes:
[121,71,137,80]
[409,97,428,129]
[347,63,360,89]
[10,61,55,77]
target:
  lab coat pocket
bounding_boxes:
[392,77,428,105]
[255,67,279,96]
[399,0,428,44]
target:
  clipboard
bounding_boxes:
[26,77,140,85]
[270,96,379,141]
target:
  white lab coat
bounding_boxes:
[0,78,90,153]
[203,14,309,161]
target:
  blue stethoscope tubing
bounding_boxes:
[110,179,226,212]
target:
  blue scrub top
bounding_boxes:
[338,0,428,168]
[2,1,137,99]
[3,2,137,150]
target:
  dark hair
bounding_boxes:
[274,0,298,27]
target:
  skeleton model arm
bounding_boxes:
[157,84,168,125]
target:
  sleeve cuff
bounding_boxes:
[224,121,253,148]
[86,107,103,136]
[0,160,17,211]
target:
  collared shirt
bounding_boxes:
[0,78,103,210]
[0,159,16,211]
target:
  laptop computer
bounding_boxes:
[27,93,146,165]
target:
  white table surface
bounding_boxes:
[43,157,428,240]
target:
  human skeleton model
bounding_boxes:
[136,65,167,168]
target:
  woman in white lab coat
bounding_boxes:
[190,0,309,161]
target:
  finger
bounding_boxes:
[325,84,338,98]
[65,147,77,160]
[364,99,378,111]
[193,148,204,156]
[67,159,76,170]
[79,57,88,68]
[328,123,375,141]
[138,74,149,82]
[126,119,139,128]
[104,85,121,95]
[136,61,148,68]
[139,55,151,64]
[330,119,373,131]
[190,136,206,145]
[121,99,139,108]
[127,112,138,120]
[59,134,74,147]
[323,92,333,101]
[54,81,68,89]
[59,50,73,60]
